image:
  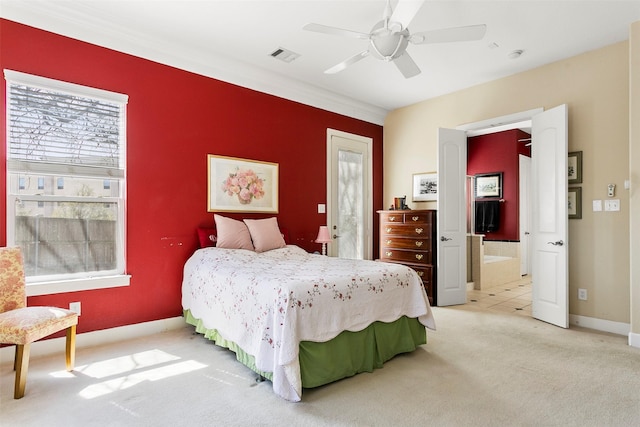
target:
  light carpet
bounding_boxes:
[1,304,640,427]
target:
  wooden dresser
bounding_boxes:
[378,209,437,305]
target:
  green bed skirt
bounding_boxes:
[184,310,427,389]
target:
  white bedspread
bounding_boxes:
[181,245,435,401]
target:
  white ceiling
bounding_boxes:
[2,0,639,124]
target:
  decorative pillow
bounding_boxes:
[244,217,286,253]
[196,227,217,248]
[214,215,254,250]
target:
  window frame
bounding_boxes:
[4,69,130,295]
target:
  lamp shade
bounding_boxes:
[315,226,332,244]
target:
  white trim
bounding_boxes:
[26,275,131,297]
[4,69,128,104]
[569,314,630,336]
[456,108,543,134]
[0,5,384,124]
[629,332,640,348]
[0,316,185,367]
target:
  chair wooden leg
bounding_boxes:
[66,324,76,371]
[14,343,30,399]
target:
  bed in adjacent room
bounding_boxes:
[182,215,435,401]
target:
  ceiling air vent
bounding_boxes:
[270,47,300,63]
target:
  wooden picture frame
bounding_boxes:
[474,172,503,199]
[568,187,582,219]
[568,151,583,184]
[412,172,437,201]
[207,154,278,213]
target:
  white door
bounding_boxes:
[326,129,373,259]
[437,128,467,306]
[531,105,569,328]
[519,154,532,275]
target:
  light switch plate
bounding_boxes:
[317,204,326,214]
[592,200,602,212]
[604,199,620,212]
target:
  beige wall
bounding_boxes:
[630,21,640,336]
[384,41,631,324]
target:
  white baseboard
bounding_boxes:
[628,332,640,348]
[569,314,630,336]
[0,316,186,367]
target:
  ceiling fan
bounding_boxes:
[303,0,487,78]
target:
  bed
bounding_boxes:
[182,217,436,401]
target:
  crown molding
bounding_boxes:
[1,2,387,125]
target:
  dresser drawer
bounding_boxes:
[403,212,432,224]
[381,237,431,250]
[382,223,432,237]
[380,248,431,265]
[379,212,404,223]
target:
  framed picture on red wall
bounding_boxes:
[474,172,503,199]
[208,154,279,213]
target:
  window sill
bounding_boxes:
[26,275,131,296]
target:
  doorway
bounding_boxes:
[326,129,373,259]
[444,105,569,328]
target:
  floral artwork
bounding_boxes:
[222,167,265,204]
[208,155,278,213]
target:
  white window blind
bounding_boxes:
[5,70,127,177]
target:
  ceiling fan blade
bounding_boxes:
[325,50,370,74]
[390,0,425,29]
[303,23,370,40]
[394,52,421,78]
[411,24,487,44]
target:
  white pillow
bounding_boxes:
[214,214,254,250]
[244,217,286,253]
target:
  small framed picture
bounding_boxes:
[568,151,583,184]
[412,172,437,201]
[568,187,582,219]
[474,172,503,199]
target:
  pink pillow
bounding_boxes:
[197,227,217,248]
[244,217,286,253]
[214,215,254,250]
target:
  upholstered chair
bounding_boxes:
[0,247,79,399]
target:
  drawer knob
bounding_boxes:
[415,227,423,234]
[412,216,420,222]
[386,251,393,257]
[415,254,423,260]
[389,216,397,222]
[386,227,392,233]
[417,271,424,277]
[386,240,393,245]
[415,241,423,247]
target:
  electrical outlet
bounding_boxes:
[578,289,587,301]
[69,302,81,315]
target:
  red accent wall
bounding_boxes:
[0,19,383,333]
[467,129,530,241]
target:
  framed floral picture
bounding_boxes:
[207,154,278,213]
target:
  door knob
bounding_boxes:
[547,240,564,246]
[440,236,452,242]
[333,234,340,239]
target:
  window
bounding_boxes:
[5,70,129,292]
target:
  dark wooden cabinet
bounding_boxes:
[378,210,437,305]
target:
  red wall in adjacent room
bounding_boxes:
[467,129,530,241]
[0,19,384,333]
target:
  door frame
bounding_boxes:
[326,128,373,259]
